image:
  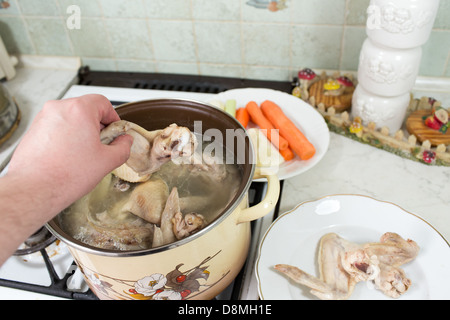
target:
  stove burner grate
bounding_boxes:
[13,227,57,256]
[77,67,292,94]
[0,247,98,300]
[0,69,287,299]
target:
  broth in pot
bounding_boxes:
[58,127,242,251]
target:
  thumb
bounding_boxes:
[104,134,134,168]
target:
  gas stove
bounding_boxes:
[0,70,288,300]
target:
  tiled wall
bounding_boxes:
[0,0,449,81]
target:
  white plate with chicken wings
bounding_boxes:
[256,194,450,300]
[214,88,330,181]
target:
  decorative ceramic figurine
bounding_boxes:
[352,85,411,133]
[352,0,440,133]
[357,38,422,97]
[366,0,440,49]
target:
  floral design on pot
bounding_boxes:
[128,263,212,300]
[78,251,228,300]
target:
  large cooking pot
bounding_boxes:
[47,98,279,300]
[0,83,20,147]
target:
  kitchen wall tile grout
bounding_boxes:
[0,0,447,81]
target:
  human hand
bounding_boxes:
[7,94,133,211]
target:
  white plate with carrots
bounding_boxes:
[215,88,330,181]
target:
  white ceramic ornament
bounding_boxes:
[351,85,411,133]
[357,38,422,97]
[366,0,440,49]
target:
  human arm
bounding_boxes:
[0,94,133,265]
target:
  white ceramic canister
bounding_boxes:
[351,84,411,133]
[357,38,422,97]
[366,0,440,49]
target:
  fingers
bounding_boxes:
[104,134,134,169]
[75,94,120,126]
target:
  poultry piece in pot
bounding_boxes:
[100,121,197,182]
[153,187,179,247]
[275,232,419,300]
[172,150,228,183]
[65,177,155,251]
[84,210,154,251]
[121,178,169,224]
[153,187,206,248]
[172,212,206,241]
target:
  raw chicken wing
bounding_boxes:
[275,232,419,300]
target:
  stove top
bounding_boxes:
[77,67,293,94]
[0,69,288,300]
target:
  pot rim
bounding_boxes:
[46,97,256,257]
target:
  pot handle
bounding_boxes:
[236,173,280,225]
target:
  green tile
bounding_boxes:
[67,19,111,57]
[244,65,290,81]
[346,0,370,26]
[25,18,72,55]
[192,0,240,21]
[291,0,346,25]
[58,0,102,17]
[116,59,155,73]
[143,0,191,19]
[0,0,447,83]
[291,25,343,69]
[420,30,450,77]
[434,0,450,30]
[445,60,450,78]
[81,57,117,71]
[341,26,366,71]
[242,0,290,23]
[149,20,196,62]
[0,16,35,54]
[98,0,146,18]
[199,63,243,78]
[104,19,153,60]
[195,21,241,64]
[0,0,20,15]
[155,61,199,75]
[242,23,290,67]
[18,0,59,16]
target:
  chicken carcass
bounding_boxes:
[275,232,419,300]
[100,121,197,182]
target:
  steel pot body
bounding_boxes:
[0,83,20,147]
[47,98,280,300]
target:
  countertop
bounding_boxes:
[280,132,450,240]
[0,56,449,301]
[279,77,450,243]
[0,56,80,171]
[1,56,449,244]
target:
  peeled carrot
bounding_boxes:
[245,101,289,151]
[260,100,316,160]
[279,147,295,161]
[236,108,250,128]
